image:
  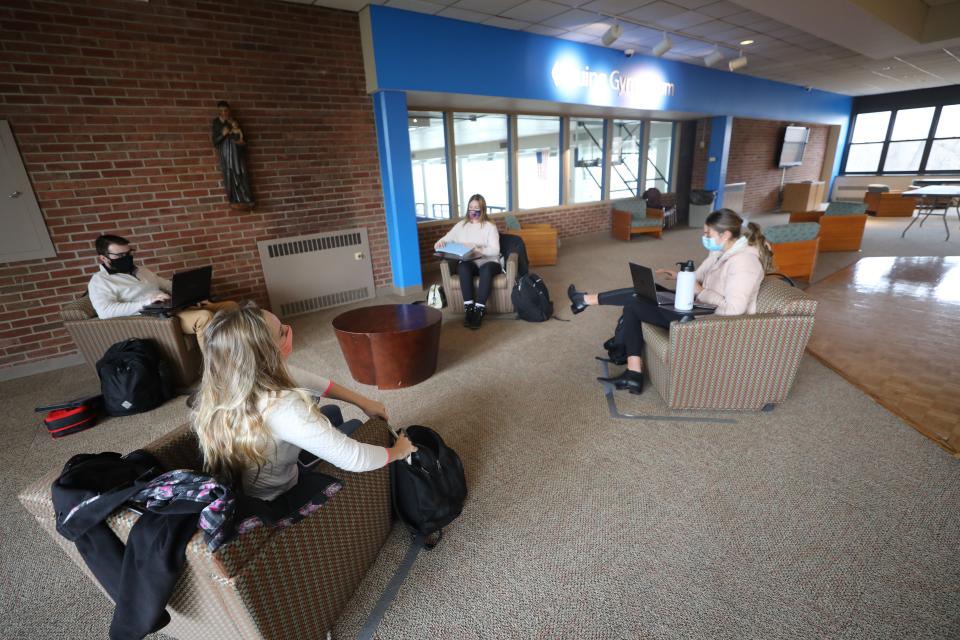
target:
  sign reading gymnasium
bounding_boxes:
[550,59,675,108]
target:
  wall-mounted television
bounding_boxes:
[777,126,809,168]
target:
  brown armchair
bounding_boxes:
[61,294,202,388]
[788,201,868,252]
[440,252,519,313]
[18,419,393,640]
[503,215,558,266]
[611,198,664,241]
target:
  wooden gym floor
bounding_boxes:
[805,256,960,456]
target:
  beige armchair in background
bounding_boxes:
[61,294,202,389]
[440,252,519,313]
[19,419,393,640]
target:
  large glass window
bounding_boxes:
[927,104,960,171]
[844,111,890,173]
[883,107,934,172]
[645,121,674,192]
[517,115,559,209]
[453,112,508,214]
[569,119,604,203]
[409,111,450,221]
[609,120,642,198]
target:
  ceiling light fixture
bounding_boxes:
[601,22,623,47]
[729,50,748,71]
[704,46,724,67]
[652,31,673,57]
[739,39,754,46]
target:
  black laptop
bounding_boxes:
[629,263,676,306]
[141,266,212,315]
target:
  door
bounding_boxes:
[0,121,56,263]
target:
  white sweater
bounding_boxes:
[438,220,501,265]
[244,391,389,500]
[88,265,171,319]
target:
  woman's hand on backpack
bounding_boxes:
[390,432,417,461]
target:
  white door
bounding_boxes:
[0,120,56,263]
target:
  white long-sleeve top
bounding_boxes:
[438,220,501,265]
[244,391,389,500]
[87,265,172,319]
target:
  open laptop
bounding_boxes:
[141,265,212,315]
[629,262,676,306]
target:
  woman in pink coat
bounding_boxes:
[568,209,772,395]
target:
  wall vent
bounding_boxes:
[258,228,375,318]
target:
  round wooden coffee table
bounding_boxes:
[332,304,442,389]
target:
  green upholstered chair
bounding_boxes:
[824,201,867,216]
[611,197,663,240]
[766,222,820,280]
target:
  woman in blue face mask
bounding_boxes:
[567,209,772,394]
[434,194,502,330]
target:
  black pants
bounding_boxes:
[597,288,683,358]
[457,260,503,305]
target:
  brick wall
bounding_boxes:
[416,202,612,267]
[0,0,386,372]
[689,118,828,214]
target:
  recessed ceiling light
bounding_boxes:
[739,39,755,46]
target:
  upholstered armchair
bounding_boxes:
[788,201,868,252]
[61,294,202,388]
[641,276,817,410]
[18,419,393,640]
[765,222,820,280]
[440,251,519,313]
[611,197,664,241]
[503,214,558,266]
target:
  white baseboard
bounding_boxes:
[0,353,86,382]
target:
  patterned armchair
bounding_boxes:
[611,197,664,241]
[18,419,393,640]
[440,251,519,313]
[788,201,868,252]
[504,214,558,266]
[641,276,817,411]
[61,294,202,389]
[765,222,820,280]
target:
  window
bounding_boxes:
[409,111,450,221]
[645,121,674,192]
[883,107,934,172]
[453,113,508,214]
[517,115,559,209]
[844,111,890,173]
[569,119,604,203]
[609,120,642,198]
[927,104,960,171]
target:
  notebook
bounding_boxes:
[140,265,212,314]
[435,241,475,260]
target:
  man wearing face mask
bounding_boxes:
[87,234,239,349]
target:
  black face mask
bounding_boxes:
[108,254,136,274]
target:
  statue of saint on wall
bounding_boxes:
[211,100,255,209]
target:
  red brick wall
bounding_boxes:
[0,0,385,371]
[689,118,828,214]
[416,202,612,267]
[727,118,828,213]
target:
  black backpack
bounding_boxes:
[96,339,174,416]
[511,272,553,322]
[603,314,628,365]
[390,425,467,547]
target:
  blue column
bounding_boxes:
[704,115,732,209]
[372,90,421,293]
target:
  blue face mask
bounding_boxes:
[702,235,724,252]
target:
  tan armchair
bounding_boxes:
[440,252,519,313]
[641,276,817,411]
[61,294,202,388]
[18,419,393,640]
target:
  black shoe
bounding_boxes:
[567,284,588,315]
[469,305,485,330]
[596,370,644,395]
[463,304,475,328]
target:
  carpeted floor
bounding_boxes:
[1,213,958,639]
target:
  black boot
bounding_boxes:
[597,369,644,395]
[567,284,588,314]
[463,304,475,328]
[469,305,486,330]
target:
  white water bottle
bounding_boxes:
[674,260,696,311]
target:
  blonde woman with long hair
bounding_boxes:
[434,193,501,329]
[192,303,416,500]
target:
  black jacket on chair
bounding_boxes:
[499,233,529,279]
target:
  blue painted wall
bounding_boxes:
[367,6,852,126]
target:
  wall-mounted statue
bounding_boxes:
[211,100,255,209]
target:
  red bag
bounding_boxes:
[36,395,103,438]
